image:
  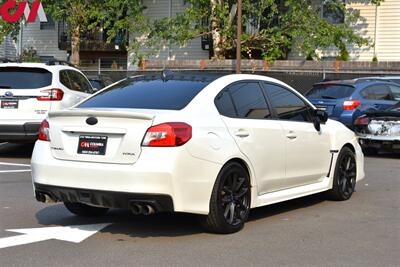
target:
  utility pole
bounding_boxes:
[236,0,242,74]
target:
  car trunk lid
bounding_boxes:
[0,88,54,121]
[0,67,54,121]
[309,99,338,115]
[48,109,155,164]
[365,110,400,137]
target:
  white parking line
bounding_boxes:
[0,170,31,173]
[0,162,31,167]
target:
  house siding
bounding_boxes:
[301,0,400,61]
[375,0,400,61]
[20,19,67,61]
[0,36,17,60]
[128,0,209,69]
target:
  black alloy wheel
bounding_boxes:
[201,162,251,234]
[326,147,357,201]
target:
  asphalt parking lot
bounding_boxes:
[0,142,399,267]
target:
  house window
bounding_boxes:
[322,0,345,24]
[40,17,55,30]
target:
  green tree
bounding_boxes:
[0,0,143,64]
[148,0,384,61]
[44,0,146,65]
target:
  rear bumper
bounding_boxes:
[34,183,174,212]
[0,123,40,142]
[31,141,222,215]
[358,135,400,151]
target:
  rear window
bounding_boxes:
[306,84,355,99]
[0,67,52,89]
[79,77,211,110]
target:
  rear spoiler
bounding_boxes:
[49,109,155,120]
[365,111,400,118]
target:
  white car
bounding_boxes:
[0,62,93,143]
[31,73,364,233]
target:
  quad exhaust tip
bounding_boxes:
[130,203,156,216]
[35,192,56,204]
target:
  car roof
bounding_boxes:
[356,76,400,80]
[313,78,399,88]
[127,71,228,83]
[0,62,81,72]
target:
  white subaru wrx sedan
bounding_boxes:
[31,73,364,234]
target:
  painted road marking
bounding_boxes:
[0,170,31,173]
[0,223,111,249]
[0,162,31,167]
[0,143,7,146]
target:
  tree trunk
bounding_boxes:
[211,0,224,59]
[70,25,80,65]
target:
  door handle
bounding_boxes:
[235,130,250,138]
[286,131,297,140]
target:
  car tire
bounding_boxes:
[326,147,357,201]
[64,202,109,217]
[362,147,378,156]
[200,162,251,234]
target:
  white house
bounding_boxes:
[5,0,400,65]
[17,18,67,61]
[128,0,209,69]
[0,36,17,60]
[315,0,400,61]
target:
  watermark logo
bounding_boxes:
[0,0,47,23]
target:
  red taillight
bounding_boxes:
[354,115,370,126]
[37,89,64,101]
[142,122,192,147]
[38,119,50,141]
[343,100,360,110]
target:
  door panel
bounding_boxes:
[222,117,286,194]
[262,82,331,189]
[280,121,331,188]
[215,82,287,194]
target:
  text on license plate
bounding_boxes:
[1,100,18,109]
[77,135,108,155]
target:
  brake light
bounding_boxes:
[38,119,50,141]
[343,100,360,110]
[37,89,64,101]
[142,122,192,147]
[354,115,370,126]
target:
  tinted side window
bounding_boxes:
[362,85,392,100]
[264,83,313,122]
[68,71,92,93]
[389,85,400,101]
[60,70,72,89]
[228,82,271,119]
[215,90,237,117]
[76,72,93,93]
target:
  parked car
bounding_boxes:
[87,75,114,92]
[0,62,94,143]
[355,76,400,85]
[32,73,364,234]
[305,79,400,129]
[354,102,400,155]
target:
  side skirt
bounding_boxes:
[252,177,331,209]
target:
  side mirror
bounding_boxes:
[315,109,329,123]
[313,110,328,132]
